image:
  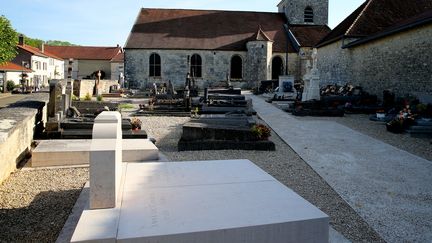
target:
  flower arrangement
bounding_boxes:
[130,118,142,130]
[251,124,271,140]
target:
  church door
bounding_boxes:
[272,56,284,80]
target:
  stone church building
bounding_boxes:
[124,0,330,89]
[316,0,432,98]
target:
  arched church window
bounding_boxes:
[304,6,314,23]
[190,54,202,78]
[230,55,243,79]
[149,53,161,77]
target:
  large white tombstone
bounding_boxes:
[90,111,122,209]
[72,160,329,242]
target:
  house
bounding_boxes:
[316,0,432,98]
[44,45,123,80]
[0,62,33,92]
[11,35,64,88]
[124,0,331,89]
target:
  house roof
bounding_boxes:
[0,62,33,72]
[111,52,124,62]
[289,25,331,47]
[44,46,122,60]
[125,8,328,53]
[17,44,63,60]
[317,0,432,47]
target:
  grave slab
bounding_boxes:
[72,160,329,242]
[31,139,159,167]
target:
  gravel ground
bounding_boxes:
[139,116,385,242]
[0,168,88,243]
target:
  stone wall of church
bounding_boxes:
[125,49,249,89]
[125,49,300,89]
[317,24,432,99]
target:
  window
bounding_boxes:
[43,62,47,70]
[149,53,161,77]
[304,6,314,23]
[190,54,202,78]
[230,55,243,79]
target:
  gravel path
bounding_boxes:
[0,168,88,243]
[139,116,384,242]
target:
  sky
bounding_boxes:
[0,0,365,46]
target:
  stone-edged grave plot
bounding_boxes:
[178,114,275,151]
[69,110,329,243]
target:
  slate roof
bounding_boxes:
[44,46,122,60]
[125,8,330,53]
[317,0,432,47]
[0,62,33,72]
[17,44,63,60]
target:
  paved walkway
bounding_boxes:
[248,95,432,242]
[0,94,26,108]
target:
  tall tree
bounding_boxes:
[0,15,18,64]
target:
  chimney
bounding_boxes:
[41,43,45,53]
[18,34,24,46]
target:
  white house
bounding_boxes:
[12,35,64,88]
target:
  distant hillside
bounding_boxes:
[19,34,78,49]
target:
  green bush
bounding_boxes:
[71,94,79,101]
[96,95,103,102]
[6,80,15,91]
[84,93,92,101]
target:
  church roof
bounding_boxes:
[317,0,432,47]
[253,27,272,41]
[44,45,122,60]
[125,8,330,53]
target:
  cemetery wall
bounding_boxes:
[318,24,432,98]
[0,93,49,184]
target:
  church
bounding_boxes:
[124,0,330,89]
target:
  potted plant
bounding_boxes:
[130,118,142,130]
[251,124,271,140]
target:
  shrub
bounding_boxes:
[251,124,271,140]
[96,95,103,102]
[84,93,92,101]
[6,80,15,91]
[71,94,79,101]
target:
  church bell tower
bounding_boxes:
[277,0,329,25]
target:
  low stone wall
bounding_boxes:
[0,93,49,184]
[74,80,119,98]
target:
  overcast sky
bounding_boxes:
[1,0,364,46]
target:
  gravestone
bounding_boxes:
[276,75,296,100]
[302,49,321,101]
[90,111,122,209]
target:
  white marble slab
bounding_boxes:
[72,160,329,242]
[31,139,159,167]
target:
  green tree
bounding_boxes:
[0,15,18,64]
